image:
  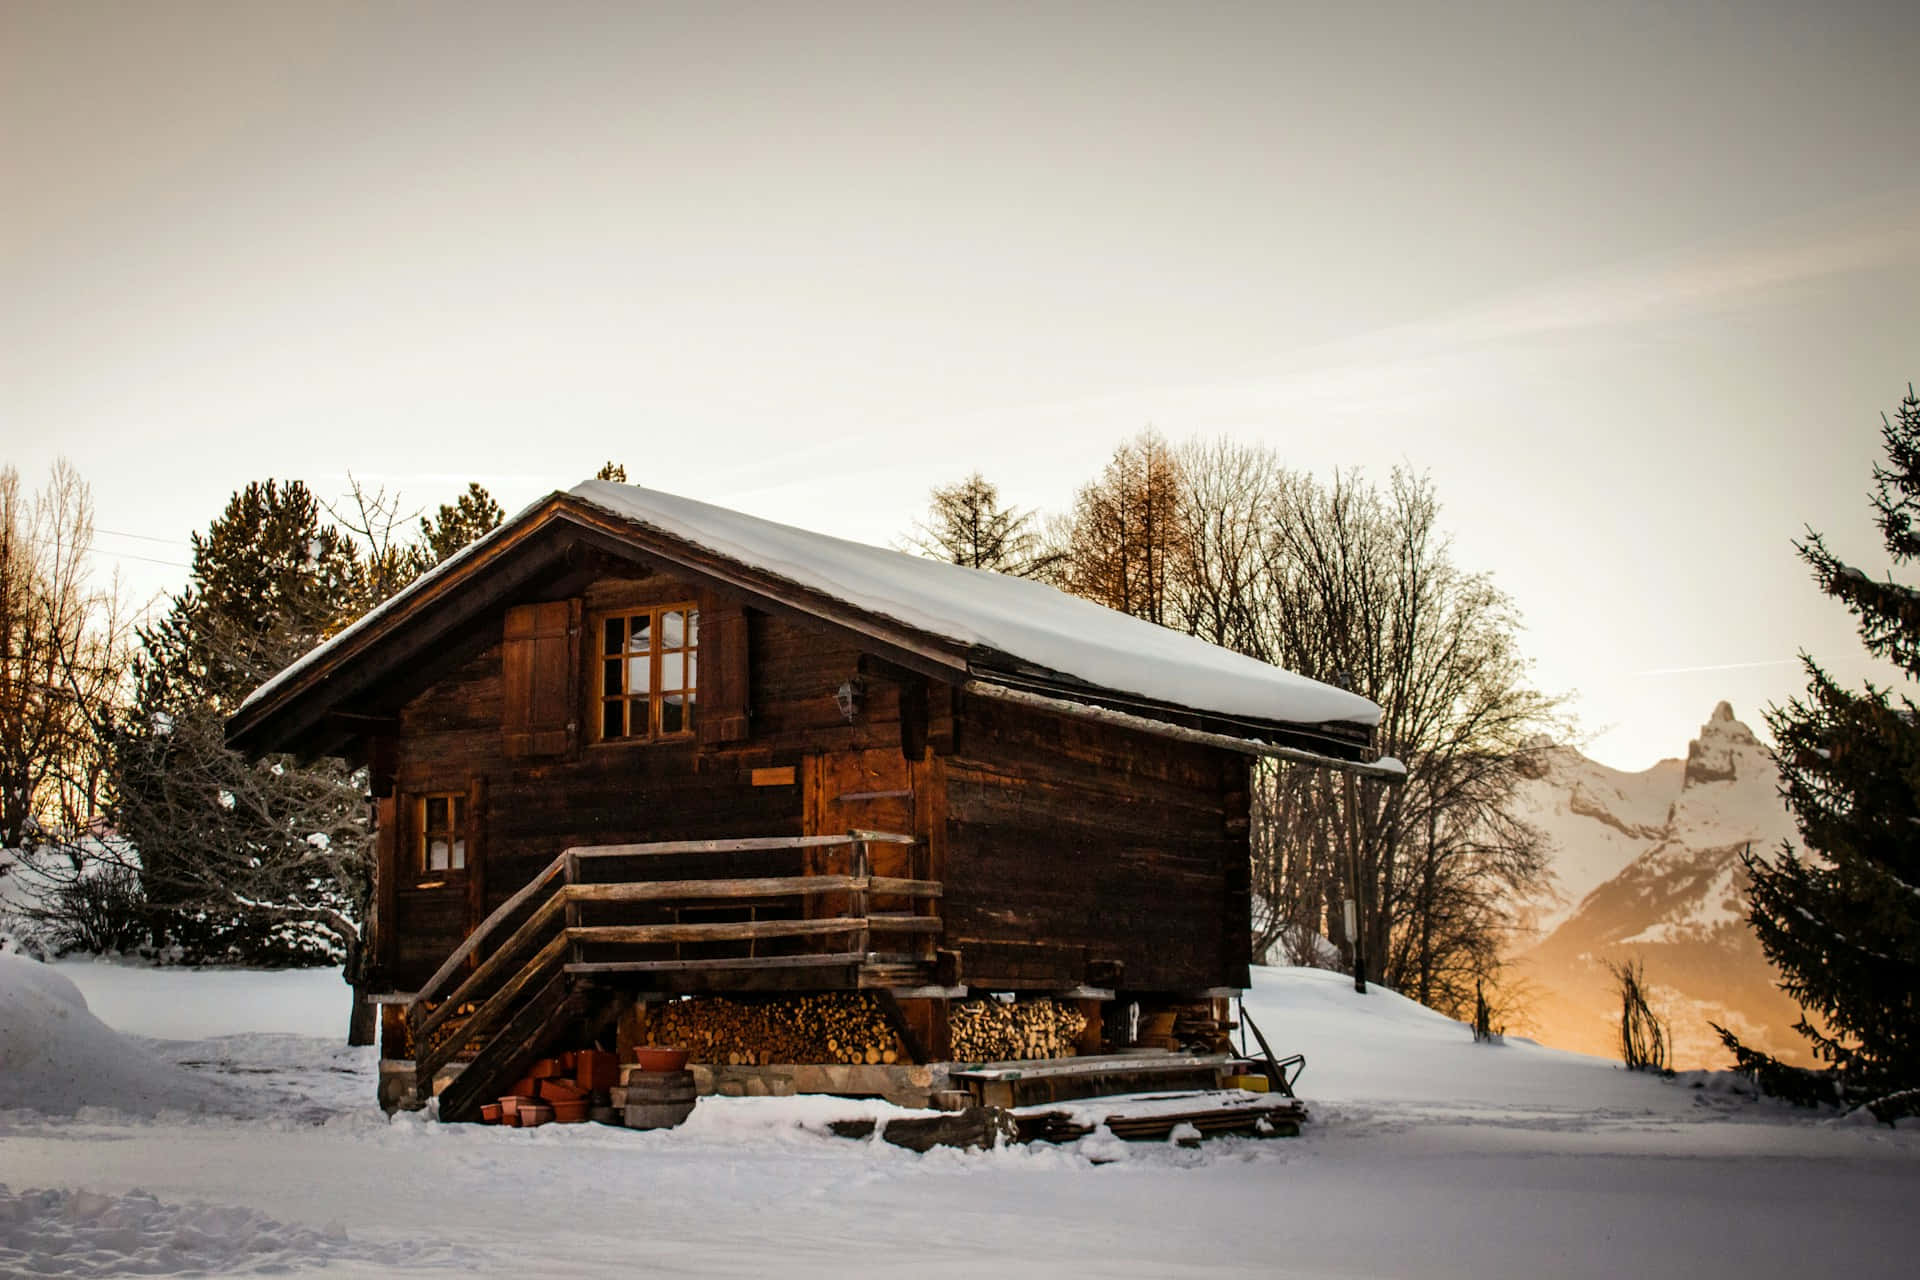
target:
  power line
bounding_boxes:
[95,526,190,547]
[84,546,190,569]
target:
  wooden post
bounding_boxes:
[850,833,870,962]
[1344,769,1367,994]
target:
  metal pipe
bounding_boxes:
[961,679,1408,783]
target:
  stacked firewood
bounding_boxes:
[947,998,1086,1062]
[646,994,902,1066]
[1128,1002,1231,1052]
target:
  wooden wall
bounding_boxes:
[942,694,1252,994]
[381,573,905,989]
[374,566,1254,1000]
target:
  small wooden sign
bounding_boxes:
[751,766,797,787]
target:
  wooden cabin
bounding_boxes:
[227,480,1398,1118]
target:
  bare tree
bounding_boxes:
[1610,957,1669,1071]
[1252,468,1559,1018]
[1056,430,1185,623]
[905,472,1060,578]
[1053,441,1559,1019]
[0,461,133,851]
[325,474,427,612]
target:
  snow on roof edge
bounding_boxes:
[233,488,566,720]
[235,480,1383,738]
[566,480,1381,731]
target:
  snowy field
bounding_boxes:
[3,958,1917,1278]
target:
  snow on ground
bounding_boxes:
[2,958,1917,1278]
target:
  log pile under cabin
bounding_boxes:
[635,993,1090,1066]
[643,994,901,1066]
[947,998,1087,1062]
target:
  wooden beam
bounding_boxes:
[564,874,862,902]
[411,884,567,1048]
[567,917,865,945]
[961,679,1408,783]
[410,850,568,1015]
[564,955,861,975]
[865,914,944,934]
[568,832,914,859]
[413,930,570,1087]
[868,876,944,898]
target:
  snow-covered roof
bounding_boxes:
[565,480,1380,730]
[238,480,1381,736]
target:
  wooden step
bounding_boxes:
[436,975,609,1123]
[949,1052,1235,1109]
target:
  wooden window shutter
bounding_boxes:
[697,594,751,746]
[503,599,580,757]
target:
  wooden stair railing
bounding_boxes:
[403,832,930,1107]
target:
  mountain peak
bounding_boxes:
[1685,702,1763,787]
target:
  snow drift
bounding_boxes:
[0,953,228,1117]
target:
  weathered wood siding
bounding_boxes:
[383,574,905,988]
[377,568,1252,998]
[942,693,1251,993]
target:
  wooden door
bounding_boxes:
[804,747,917,918]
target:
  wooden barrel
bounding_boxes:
[623,1070,697,1130]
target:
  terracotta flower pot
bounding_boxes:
[479,1102,503,1125]
[552,1097,591,1124]
[518,1102,554,1128]
[575,1049,619,1092]
[632,1046,691,1072]
[538,1077,587,1103]
[499,1094,538,1123]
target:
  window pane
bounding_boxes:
[659,652,683,692]
[628,654,651,693]
[686,652,697,691]
[603,617,623,655]
[429,838,449,871]
[602,699,624,739]
[425,796,447,831]
[661,610,684,649]
[661,694,684,734]
[604,658,623,695]
[630,616,651,652]
[452,795,466,827]
[688,610,699,647]
[451,838,467,870]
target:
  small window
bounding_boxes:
[419,792,468,876]
[595,603,698,741]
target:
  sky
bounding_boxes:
[4,0,1918,770]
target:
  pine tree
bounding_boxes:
[419,482,504,566]
[109,480,371,989]
[905,472,1059,579]
[1717,384,1920,1121]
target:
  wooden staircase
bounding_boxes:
[405,831,934,1122]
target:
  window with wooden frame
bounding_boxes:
[417,791,468,879]
[595,603,698,741]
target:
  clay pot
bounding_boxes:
[632,1046,691,1073]
[518,1101,554,1128]
[575,1049,619,1092]
[552,1097,591,1124]
[479,1102,503,1125]
[499,1094,538,1123]
[538,1077,587,1103]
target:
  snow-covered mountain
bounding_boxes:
[1508,703,1810,1070]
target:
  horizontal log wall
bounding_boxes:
[943,693,1251,994]
[385,575,904,989]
